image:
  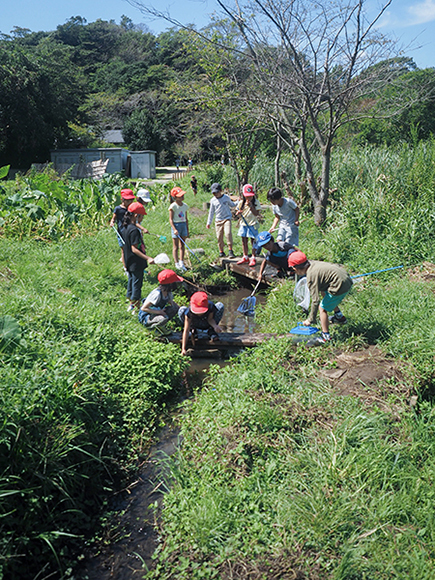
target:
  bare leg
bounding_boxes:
[319,307,330,334]
[172,238,179,265]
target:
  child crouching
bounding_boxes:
[138,269,183,333]
[179,291,224,355]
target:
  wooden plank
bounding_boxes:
[162,331,304,348]
[220,256,283,284]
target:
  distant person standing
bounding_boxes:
[267,187,300,247]
[190,175,198,196]
[206,183,236,258]
[175,158,180,171]
[188,158,193,170]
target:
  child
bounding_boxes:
[267,187,300,247]
[138,269,183,333]
[169,186,189,272]
[236,183,262,267]
[109,188,135,272]
[121,201,155,313]
[256,231,296,280]
[206,183,236,258]
[135,188,151,236]
[288,250,352,343]
[178,291,225,355]
[136,188,152,205]
[190,175,198,196]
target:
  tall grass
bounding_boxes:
[0,233,189,579]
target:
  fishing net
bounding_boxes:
[293,276,310,311]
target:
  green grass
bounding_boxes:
[2,141,435,579]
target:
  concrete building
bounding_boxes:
[50,148,156,179]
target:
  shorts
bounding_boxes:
[237,224,258,239]
[320,290,350,313]
[172,222,188,239]
[215,219,233,247]
[277,225,299,247]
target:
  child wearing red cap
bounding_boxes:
[109,189,135,273]
[121,201,155,313]
[138,269,183,334]
[288,251,352,343]
[178,291,224,355]
[236,184,262,267]
[169,187,189,272]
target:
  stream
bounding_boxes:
[77,288,266,579]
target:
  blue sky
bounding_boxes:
[1,0,434,69]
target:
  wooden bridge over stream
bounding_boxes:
[159,330,319,357]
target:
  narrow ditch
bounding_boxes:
[77,287,266,579]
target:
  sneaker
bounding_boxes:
[127,304,135,313]
[178,264,188,272]
[249,257,256,267]
[314,332,331,345]
[237,256,249,265]
[219,251,226,258]
[228,250,235,259]
[329,313,347,324]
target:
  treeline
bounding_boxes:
[1,14,435,171]
[0,16,224,168]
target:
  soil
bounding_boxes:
[409,261,435,284]
[320,345,412,415]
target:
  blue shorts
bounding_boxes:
[172,222,188,239]
[237,224,258,239]
[320,290,350,313]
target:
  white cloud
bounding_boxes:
[408,0,435,25]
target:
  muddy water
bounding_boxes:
[77,287,265,579]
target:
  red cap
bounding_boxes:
[287,250,308,268]
[242,184,255,196]
[171,186,186,198]
[158,269,183,285]
[190,291,209,314]
[128,201,146,215]
[121,189,135,200]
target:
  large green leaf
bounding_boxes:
[0,315,22,346]
[0,165,10,180]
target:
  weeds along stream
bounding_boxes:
[76,287,266,579]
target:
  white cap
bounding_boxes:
[136,188,152,203]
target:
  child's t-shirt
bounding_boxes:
[237,198,262,227]
[143,288,173,310]
[266,241,296,271]
[207,194,236,226]
[122,224,147,272]
[272,198,298,228]
[169,202,189,223]
[113,205,128,230]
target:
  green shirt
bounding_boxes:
[306,260,353,324]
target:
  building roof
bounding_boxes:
[103,129,125,144]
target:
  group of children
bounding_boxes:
[110,179,352,348]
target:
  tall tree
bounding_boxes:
[128,0,412,224]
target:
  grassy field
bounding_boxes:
[1,142,435,579]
